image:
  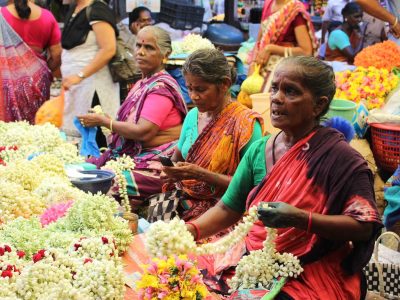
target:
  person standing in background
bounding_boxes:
[356,0,400,42]
[362,13,387,48]
[61,0,119,143]
[1,0,61,123]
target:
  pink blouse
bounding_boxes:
[140,94,183,130]
[1,7,61,58]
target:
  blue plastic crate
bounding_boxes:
[159,0,204,30]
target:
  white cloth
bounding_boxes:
[322,0,350,22]
[213,0,225,15]
[61,31,120,137]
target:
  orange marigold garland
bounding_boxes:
[354,41,400,70]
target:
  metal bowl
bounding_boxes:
[70,170,115,195]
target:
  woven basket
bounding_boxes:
[364,232,400,300]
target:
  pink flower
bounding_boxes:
[84,258,93,264]
[147,263,158,274]
[40,201,73,227]
[158,291,168,299]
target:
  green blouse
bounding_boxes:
[221,135,271,213]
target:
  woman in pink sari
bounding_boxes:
[78,26,187,210]
[186,56,382,299]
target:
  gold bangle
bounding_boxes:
[109,119,113,133]
[393,17,398,27]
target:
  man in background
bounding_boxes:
[356,0,400,43]
[118,6,153,51]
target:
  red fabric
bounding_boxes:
[1,7,61,58]
[244,128,381,299]
[277,14,307,44]
[140,94,183,130]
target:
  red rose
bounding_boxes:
[16,250,25,258]
[74,243,82,251]
[33,253,43,263]
[101,237,109,244]
[38,249,46,256]
[84,258,93,264]
[1,270,13,278]
[4,245,11,252]
[0,247,5,256]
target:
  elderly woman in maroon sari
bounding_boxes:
[186,56,382,299]
[78,26,187,210]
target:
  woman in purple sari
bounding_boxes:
[78,26,187,210]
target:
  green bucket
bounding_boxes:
[326,99,357,122]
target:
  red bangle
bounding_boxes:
[306,211,313,234]
[186,222,201,241]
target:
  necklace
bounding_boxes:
[271,127,318,165]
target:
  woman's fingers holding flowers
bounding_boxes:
[257,202,307,229]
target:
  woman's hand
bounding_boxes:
[257,202,307,229]
[255,46,271,66]
[162,162,205,183]
[77,113,109,128]
[62,75,83,90]
[390,20,400,38]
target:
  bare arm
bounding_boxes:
[78,114,160,143]
[162,162,232,190]
[186,201,243,239]
[321,21,330,44]
[355,0,397,24]
[259,202,374,242]
[80,21,116,78]
[255,25,313,66]
[47,43,62,72]
[62,21,116,89]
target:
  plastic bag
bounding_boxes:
[35,89,64,128]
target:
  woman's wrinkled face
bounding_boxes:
[135,30,165,76]
[269,65,320,131]
[185,73,226,113]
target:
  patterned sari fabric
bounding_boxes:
[0,15,51,123]
[252,0,317,86]
[172,102,262,221]
[243,127,382,299]
[88,71,187,203]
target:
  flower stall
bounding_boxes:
[0,121,134,299]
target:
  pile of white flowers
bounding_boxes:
[0,246,125,300]
[102,155,136,214]
[146,205,303,291]
[0,121,83,164]
[171,34,215,56]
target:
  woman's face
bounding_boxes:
[269,65,324,133]
[135,30,165,76]
[185,73,228,113]
[346,10,363,29]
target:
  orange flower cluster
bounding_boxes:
[354,41,400,70]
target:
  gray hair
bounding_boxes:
[139,26,172,56]
[182,48,237,85]
[276,56,336,120]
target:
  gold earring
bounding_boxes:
[163,58,168,64]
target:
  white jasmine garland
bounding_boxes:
[145,206,259,257]
[102,155,136,214]
[145,206,304,291]
[228,228,303,291]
